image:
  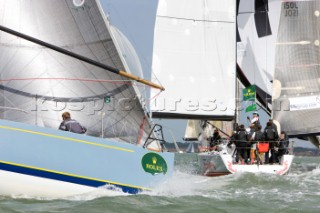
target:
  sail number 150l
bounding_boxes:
[284,2,298,17]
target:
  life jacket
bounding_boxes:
[265,127,276,140]
[255,131,264,142]
[236,129,247,147]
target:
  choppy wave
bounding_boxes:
[0,155,319,213]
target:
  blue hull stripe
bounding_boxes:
[0,162,141,194]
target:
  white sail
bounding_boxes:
[184,120,203,141]
[272,0,320,137]
[0,0,156,145]
[237,0,282,99]
[150,0,236,120]
[186,142,195,153]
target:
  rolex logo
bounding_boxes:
[142,153,168,175]
[152,157,157,164]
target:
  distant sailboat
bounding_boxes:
[186,142,195,153]
[0,0,174,198]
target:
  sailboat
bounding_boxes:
[151,0,307,176]
[185,142,195,153]
[0,0,174,198]
[198,0,298,176]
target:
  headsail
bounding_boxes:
[185,142,195,153]
[150,0,236,120]
[184,120,203,141]
[273,1,320,137]
[0,0,158,145]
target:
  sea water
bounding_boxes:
[0,154,319,213]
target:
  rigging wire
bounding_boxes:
[105,3,153,80]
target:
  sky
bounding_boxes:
[100,0,188,143]
[100,0,316,148]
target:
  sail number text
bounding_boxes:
[284,2,298,17]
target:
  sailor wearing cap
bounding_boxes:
[251,111,259,123]
[246,111,260,132]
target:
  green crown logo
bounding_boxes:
[152,157,157,164]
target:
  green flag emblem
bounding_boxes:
[243,85,256,101]
[245,103,257,112]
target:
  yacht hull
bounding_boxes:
[0,119,174,198]
[198,152,293,176]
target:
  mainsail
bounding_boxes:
[237,0,282,108]
[273,0,320,137]
[0,0,158,145]
[150,0,236,120]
